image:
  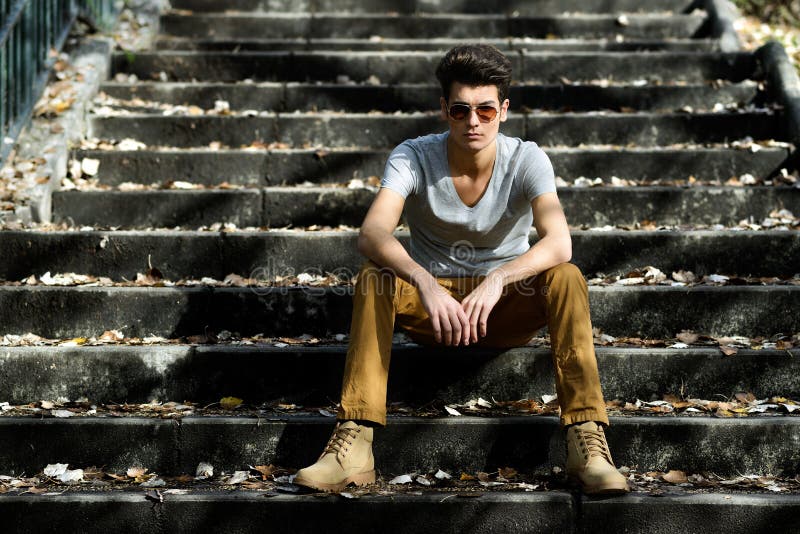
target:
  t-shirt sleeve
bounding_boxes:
[519,143,558,203]
[380,142,419,199]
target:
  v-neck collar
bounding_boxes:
[442,133,501,212]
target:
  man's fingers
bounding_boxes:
[467,303,480,343]
[479,305,492,337]
[448,309,462,346]
[462,296,475,314]
[430,313,442,344]
[440,314,453,346]
[457,307,471,345]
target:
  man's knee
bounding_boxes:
[543,262,586,293]
[354,260,395,296]
[549,262,583,279]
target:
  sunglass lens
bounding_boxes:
[449,104,470,120]
[476,106,498,122]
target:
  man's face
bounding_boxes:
[440,82,509,154]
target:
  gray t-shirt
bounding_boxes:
[380,131,557,277]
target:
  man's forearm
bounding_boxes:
[486,235,572,287]
[358,230,439,291]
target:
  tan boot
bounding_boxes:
[293,420,376,492]
[565,421,630,495]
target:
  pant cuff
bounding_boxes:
[560,408,609,428]
[336,406,387,427]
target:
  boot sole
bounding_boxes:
[294,470,376,493]
[566,472,631,495]
[581,483,631,495]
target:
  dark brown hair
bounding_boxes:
[435,44,513,103]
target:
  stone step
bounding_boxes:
[152,36,723,52]
[0,415,796,476]
[110,51,758,84]
[0,285,796,338]
[158,12,707,40]
[87,112,782,148]
[1,492,797,534]
[52,186,800,229]
[73,146,789,186]
[1,230,795,280]
[168,0,695,15]
[1,345,797,405]
[98,81,760,112]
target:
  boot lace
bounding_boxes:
[576,426,613,463]
[321,423,360,459]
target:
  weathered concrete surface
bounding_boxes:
[55,189,266,228]
[72,146,788,186]
[578,494,800,534]
[0,345,797,405]
[99,81,759,112]
[169,0,694,15]
[52,186,800,228]
[109,51,757,84]
[0,416,796,476]
[0,230,796,280]
[0,285,795,338]
[0,492,574,534]
[13,36,116,224]
[158,13,706,40]
[525,112,781,146]
[757,40,800,153]
[2,491,798,534]
[153,36,722,52]
[2,490,797,534]
[87,112,782,148]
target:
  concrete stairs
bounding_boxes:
[2,0,800,531]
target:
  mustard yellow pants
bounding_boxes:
[336,259,609,428]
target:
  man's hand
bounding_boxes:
[418,282,471,346]
[461,273,505,343]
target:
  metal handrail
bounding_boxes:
[0,0,122,165]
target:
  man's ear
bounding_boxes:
[500,98,510,122]
[440,96,449,121]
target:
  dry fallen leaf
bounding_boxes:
[662,470,688,484]
[43,463,69,477]
[195,462,214,478]
[220,396,243,410]
[252,465,276,480]
[127,466,148,479]
[676,331,699,344]
[498,467,518,479]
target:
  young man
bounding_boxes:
[294,44,629,495]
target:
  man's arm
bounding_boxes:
[358,188,472,346]
[486,191,572,286]
[357,187,435,289]
[461,191,571,341]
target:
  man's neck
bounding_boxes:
[447,135,497,180]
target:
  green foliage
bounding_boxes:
[732,0,800,25]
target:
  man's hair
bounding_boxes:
[435,44,513,104]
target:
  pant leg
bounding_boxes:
[538,262,609,427]
[337,259,608,428]
[337,265,475,423]
[476,262,609,427]
[337,260,397,426]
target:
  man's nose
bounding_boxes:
[468,109,481,126]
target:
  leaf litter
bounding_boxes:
[7,260,800,289]
[4,462,799,498]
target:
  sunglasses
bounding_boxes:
[447,103,499,123]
